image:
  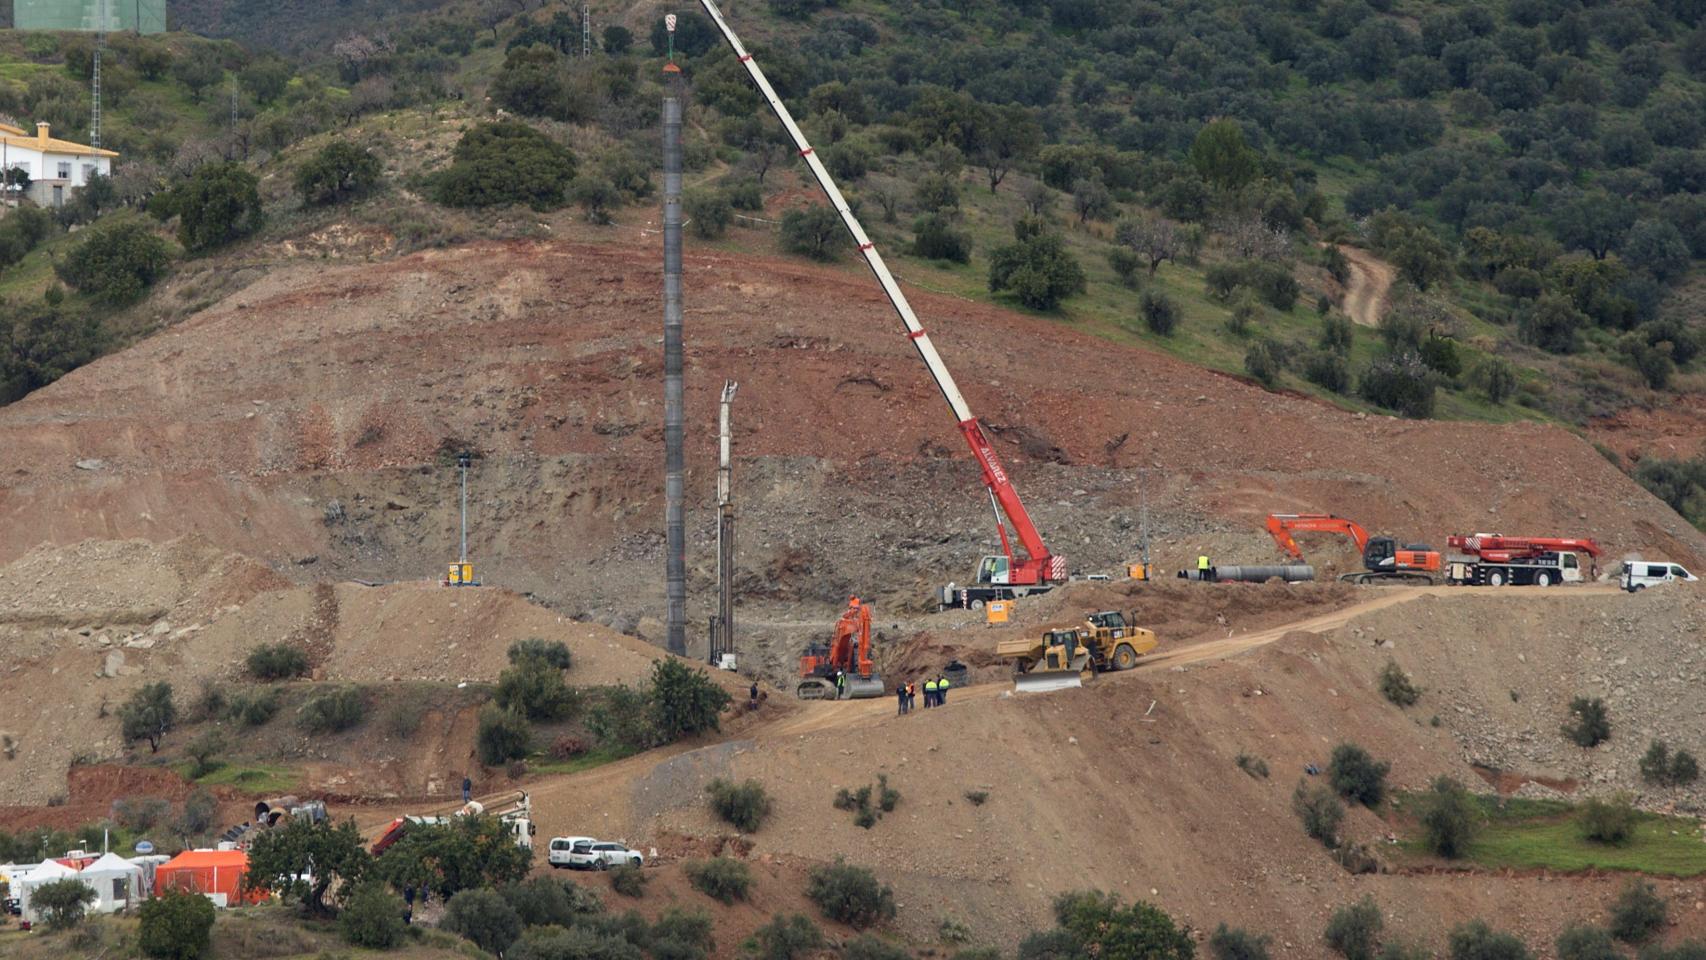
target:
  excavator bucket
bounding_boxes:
[1013,651,1091,694]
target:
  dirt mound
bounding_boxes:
[0,538,734,804]
[0,238,1695,687]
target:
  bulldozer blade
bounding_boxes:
[843,676,887,699]
[1013,672,1085,694]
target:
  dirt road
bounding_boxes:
[1338,244,1396,327]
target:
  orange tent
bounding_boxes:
[153,850,266,906]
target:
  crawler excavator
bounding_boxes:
[686,0,1067,613]
[797,597,885,700]
[1265,513,1442,584]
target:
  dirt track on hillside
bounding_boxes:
[1337,245,1396,327]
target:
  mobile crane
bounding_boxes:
[1444,533,1603,586]
[690,0,1066,612]
[1265,513,1441,584]
[797,597,884,700]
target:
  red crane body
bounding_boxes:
[1446,533,1604,562]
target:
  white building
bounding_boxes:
[0,121,118,208]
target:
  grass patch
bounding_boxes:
[173,761,301,796]
[525,744,639,776]
[1396,794,1706,877]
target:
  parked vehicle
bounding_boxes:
[547,836,597,869]
[564,839,644,870]
[1623,561,1698,591]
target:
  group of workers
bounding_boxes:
[896,675,951,714]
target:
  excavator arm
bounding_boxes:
[1265,513,1370,559]
[691,0,1063,586]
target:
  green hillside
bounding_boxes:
[0,0,1704,516]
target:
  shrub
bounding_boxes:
[1244,339,1283,388]
[571,175,621,224]
[1449,919,1534,960]
[610,863,647,897]
[1378,662,1420,706]
[964,789,989,805]
[500,876,600,928]
[1211,924,1273,960]
[296,142,382,206]
[914,173,960,212]
[685,857,751,904]
[745,913,823,960]
[877,774,900,812]
[1359,351,1436,419]
[431,120,577,212]
[1235,753,1269,778]
[725,179,763,211]
[1293,780,1344,847]
[806,860,896,927]
[154,163,263,253]
[509,638,572,669]
[55,218,171,306]
[1325,896,1382,960]
[338,881,405,949]
[32,876,96,929]
[1419,334,1462,379]
[988,231,1086,311]
[1639,740,1701,787]
[297,686,366,733]
[115,796,170,831]
[912,214,972,263]
[1052,891,1194,960]
[184,730,224,779]
[496,656,578,721]
[1304,351,1350,393]
[1554,925,1618,960]
[227,689,278,726]
[1140,290,1180,336]
[1562,697,1611,748]
[1610,880,1667,944]
[138,888,216,959]
[1416,776,1478,858]
[686,191,733,240]
[1108,247,1142,288]
[442,888,524,957]
[780,204,846,261]
[1478,357,1517,404]
[1205,260,1300,311]
[246,643,309,681]
[706,778,772,833]
[550,735,589,760]
[120,681,177,752]
[382,697,427,738]
[649,659,733,742]
[587,685,656,752]
[476,705,533,766]
[1329,743,1390,807]
[1579,794,1638,845]
[844,935,911,960]
[0,205,52,267]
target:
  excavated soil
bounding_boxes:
[0,238,1697,687]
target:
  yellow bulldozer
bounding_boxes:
[996,610,1158,693]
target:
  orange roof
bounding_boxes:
[160,849,249,869]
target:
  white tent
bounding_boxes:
[16,858,78,923]
[79,853,142,914]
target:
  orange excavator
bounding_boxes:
[797,597,885,700]
[1265,513,1442,585]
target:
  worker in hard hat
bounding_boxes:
[1197,554,1214,582]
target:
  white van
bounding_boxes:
[1623,561,1698,592]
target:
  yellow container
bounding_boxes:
[1127,562,1150,581]
[447,562,475,585]
[986,599,1012,624]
